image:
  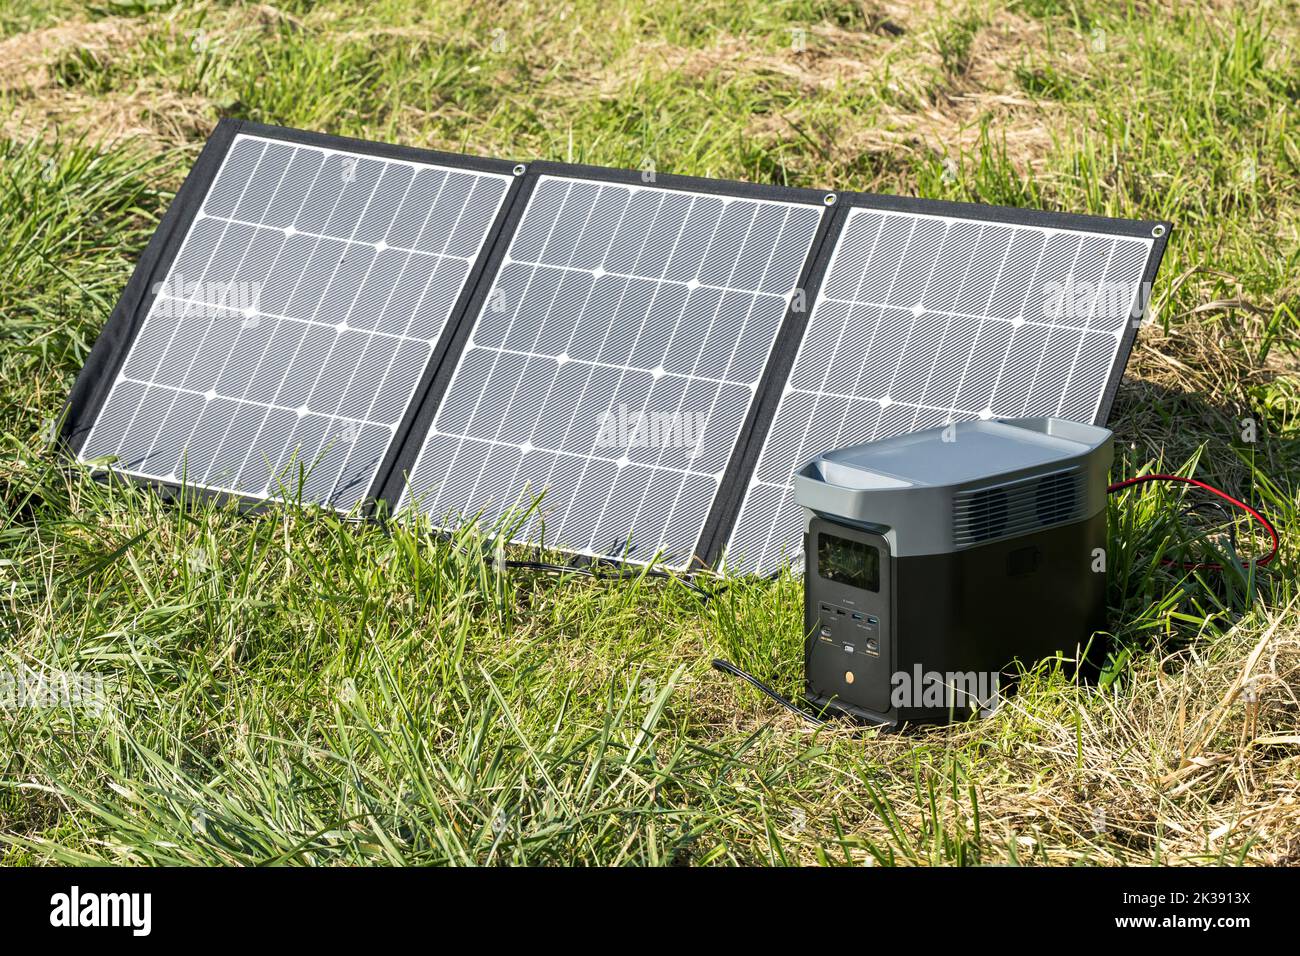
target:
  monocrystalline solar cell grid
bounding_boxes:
[723,206,1154,574]
[77,133,511,510]
[66,121,1167,575]
[398,174,823,566]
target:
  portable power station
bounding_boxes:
[795,416,1113,726]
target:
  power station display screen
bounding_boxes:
[816,533,879,592]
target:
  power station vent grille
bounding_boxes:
[952,467,1085,546]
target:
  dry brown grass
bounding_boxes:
[701,603,1300,865]
[0,14,212,149]
[589,3,1086,185]
[0,4,306,150]
[2,83,214,150]
[0,16,147,93]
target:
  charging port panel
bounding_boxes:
[804,518,892,717]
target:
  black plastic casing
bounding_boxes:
[804,510,1107,726]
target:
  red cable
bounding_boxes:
[1107,473,1280,570]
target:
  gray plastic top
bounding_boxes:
[794,417,1113,557]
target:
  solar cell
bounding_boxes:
[74,130,512,511]
[396,173,824,567]
[65,122,1168,576]
[722,204,1158,574]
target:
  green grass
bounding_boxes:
[2,0,1298,865]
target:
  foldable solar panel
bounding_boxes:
[391,167,828,567]
[720,198,1166,574]
[64,121,1169,575]
[63,121,516,511]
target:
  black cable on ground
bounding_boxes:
[709,658,828,726]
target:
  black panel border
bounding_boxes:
[61,117,240,460]
[695,203,847,567]
[60,121,1173,569]
[379,158,839,568]
[841,190,1173,432]
[59,119,522,517]
[701,190,1173,570]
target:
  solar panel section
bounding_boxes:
[77,133,512,511]
[398,174,823,567]
[724,205,1154,575]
